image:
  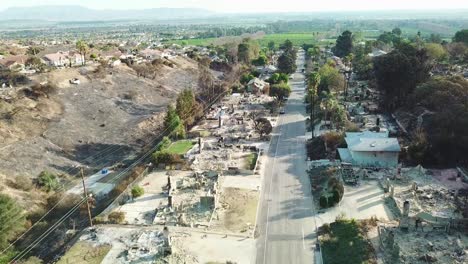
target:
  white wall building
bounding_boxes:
[338,131,400,168]
[43,51,83,67]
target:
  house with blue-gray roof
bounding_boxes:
[338,131,401,168]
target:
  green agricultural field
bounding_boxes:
[257,33,317,47]
[164,33,319,47]
[166,140,195,155]
[165,37,216,46]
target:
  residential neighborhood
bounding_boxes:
[0,1,467,264]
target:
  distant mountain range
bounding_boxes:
[0,5,216,21]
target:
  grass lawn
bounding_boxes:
[320,219,375,264]
[57,242,111,264]
[166,140,195,155]
[244,152,258,170]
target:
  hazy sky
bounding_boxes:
[2,0,468,13]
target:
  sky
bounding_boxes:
[2,0,468,13]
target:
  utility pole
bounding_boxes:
[80,168,93,227]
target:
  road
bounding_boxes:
[255,50,321,264]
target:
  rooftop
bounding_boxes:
[345,131,400,152]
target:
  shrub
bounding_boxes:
[37,171,59,192]
[20,256,43,264]
[153,147,184,166]
[31,83,57,96]
[152,150,172,165]
[46,192,82,217]
[93,216,107,224]
[122,90,138,100]
[319,195,328,208]
[345,121,360,132]
[267,73,289,85]
[270,82,291,101]
[330,189,341,205]
[173,123,186,139]
[131,186,144,198]
[108,212,125,224]
[327,177,344,207]
[0,194,26,250]
[240,73,254,84]
[306,137,327,160]
[11,175,34,191]
[156,136,172,151]
[322,131,345,154]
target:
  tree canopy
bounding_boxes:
[0,194,25,254]
[317,62,344,93]
[373,43,431,110]
[277,52,297,74]
[164,105,180,130]
[252,54,268,66]
[76,40,89,65]
[453,29,468,44]
[254,117,273,137]
[424,43,448,62]
[237,38,260,65]
[409,76,468,165]
[270,82,291,101]
[333,30,353,57]
[176,89,201,127]
[277,39,297,74]
[267,73,289,85]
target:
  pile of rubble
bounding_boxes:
[79,227,171,264]
[154,171,218,227]
[378,225,467,264]
[386,166,467,220]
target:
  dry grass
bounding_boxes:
[221,188,259,233]
[57,242,111,264]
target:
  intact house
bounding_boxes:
[43,51,83,67]
[0,55,28,71]
[338,131,401,168]
[247,78,269,94]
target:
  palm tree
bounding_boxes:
[76,40,89,66]
[308,72,321,138]
[321,92,336,127]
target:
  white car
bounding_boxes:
[69,78,80,85]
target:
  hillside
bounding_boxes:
[0,57,200,208]
[0,6,215,21]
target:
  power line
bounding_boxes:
[6,88,228,262]
[9,199,87,263]
[3,89,221,254]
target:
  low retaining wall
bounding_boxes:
[98,167,149,217]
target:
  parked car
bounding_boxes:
[69,78,80,85]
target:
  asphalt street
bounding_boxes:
[255,50,321,264]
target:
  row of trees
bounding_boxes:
[277,40,297,74]
[374,42,432,111]
[164,89,202,139]
[407,76,468,165]
[337,28,468,83]
[337,27,468,166]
